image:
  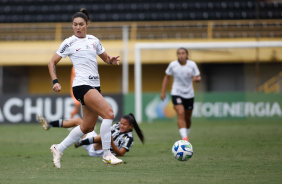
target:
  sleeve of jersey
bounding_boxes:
[193,63,200,76]
[121,136,134,152]
[96,40,105,55]
[165,63,173,75]
[56,40,71,58]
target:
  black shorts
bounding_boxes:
[171,96,194,110]
[72,85,101,105]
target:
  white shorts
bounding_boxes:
[82,131,103,157]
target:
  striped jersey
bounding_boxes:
[110,122,134,153]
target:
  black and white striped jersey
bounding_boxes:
[110,122,134,153]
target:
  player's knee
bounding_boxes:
[103,108,114,120]
[81,124,94,133]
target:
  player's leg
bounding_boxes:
[183,98,194,141]
[173,104,187,140]
[184,110,193,141]
[51,106,98,168]
[74,133,102,148]
[83,89,122,164]
[171,95,187,140]
[61,117,83,128]
[38,115,83,130]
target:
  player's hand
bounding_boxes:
[53,83,61,92]
[108,55,120,65]
[160,93,166,101]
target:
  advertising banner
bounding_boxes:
[124,93,282,122]
[0,94,123,123]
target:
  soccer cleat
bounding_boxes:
[102,153,123,165]
[183,137,189,142]
[38,115,50,130]
[74,140,82,148]
[50,144,63,169]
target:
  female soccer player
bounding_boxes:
[48,8,122,168]
[161,48,201,141]
[38,113,144,158]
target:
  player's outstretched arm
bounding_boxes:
[99,52,120,65]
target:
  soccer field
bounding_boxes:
[0,120,281,184]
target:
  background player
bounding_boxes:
[161,48,201,141]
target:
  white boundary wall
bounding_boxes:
[134,41,282,122]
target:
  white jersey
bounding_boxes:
[165,60,200,98]
[56,35,105,87]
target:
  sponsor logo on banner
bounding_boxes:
[145,94,175,122]
[145,94,282,121]
[193,102,282,118]
[0,95,123,123]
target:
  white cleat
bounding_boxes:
[103,153,123,165]
[50,144,63,169]
[38,115,50,130]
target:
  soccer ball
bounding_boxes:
[172,140,193,161]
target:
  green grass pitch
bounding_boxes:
[0,120,281,184]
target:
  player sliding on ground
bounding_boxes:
[38,113,144,157]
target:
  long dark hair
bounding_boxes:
[72,8,91,22]
[122,113,144,144]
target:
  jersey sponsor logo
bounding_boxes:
[86,45,90,49]
[60,44,69,53]
[89,75,99,80]
[76,48,81,51]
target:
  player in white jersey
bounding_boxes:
[38,113,144,157]
[48,8,122,168]
[161,48,201,141]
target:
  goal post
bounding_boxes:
[134,41,282,123]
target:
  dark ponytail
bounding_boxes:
[72,8,91,22]
[122,113,144,144]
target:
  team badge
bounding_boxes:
[176,98,182,104]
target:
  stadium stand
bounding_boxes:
[0,0,281,94]
[0,0,281,23]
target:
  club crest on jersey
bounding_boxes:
[176,98,182,104]
[92,43,96,50]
